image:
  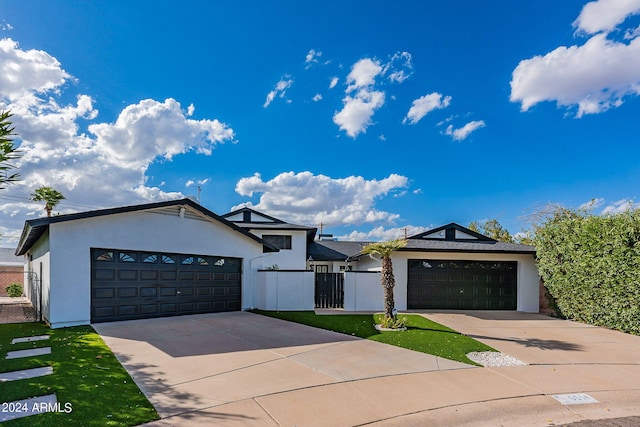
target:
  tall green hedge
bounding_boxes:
[535,207,640,335]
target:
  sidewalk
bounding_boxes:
[0,297,38,324]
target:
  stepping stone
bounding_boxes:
[0,366,53,382]
[5,347,51,360]
[12,335,50,344]
[0,394,59,422]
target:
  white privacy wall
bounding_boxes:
[41,208,265,328]
[343,271,383,311]
[253,270,315,311]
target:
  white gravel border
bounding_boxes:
[467,351,528,367]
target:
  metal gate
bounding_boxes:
[315,272,344,308]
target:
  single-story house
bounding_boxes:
[0,247,24,297]
[15,198,539,328]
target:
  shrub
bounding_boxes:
[535,207,640,335]
[5,283,23,297]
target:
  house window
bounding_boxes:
[316,265,329,273]
[262,235,292,250]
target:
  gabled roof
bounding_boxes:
[221,207,318,242]
[318,223,535,260]
[15,198,279,256]
[409,222,495,242]
[404,223,535,254]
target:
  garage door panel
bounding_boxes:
[408,259,517,310]
[91,248,242,323]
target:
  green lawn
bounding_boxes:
[0,322,159,427]
[252,310,495,365]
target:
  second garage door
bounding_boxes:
[407,259,517,310]
[91,248,242,323]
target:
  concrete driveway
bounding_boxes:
[94,311,640,426]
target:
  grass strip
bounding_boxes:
[0,322,159,426]
[251,310,495,365]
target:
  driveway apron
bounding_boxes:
[94,311,640,426]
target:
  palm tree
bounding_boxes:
[31,186,65,217]
[0,110,20,189]
[361,238,407,320]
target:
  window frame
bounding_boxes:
[262,234,292,250]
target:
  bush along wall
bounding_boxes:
[535,207,640,335]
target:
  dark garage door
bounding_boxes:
[407,260,517,310]
[91,248,242,323]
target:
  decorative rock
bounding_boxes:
[466,351,528,367]
[374,324,407,332]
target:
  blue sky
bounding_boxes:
[1,0,640,246]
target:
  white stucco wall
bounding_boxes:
[26,230,51,323]
[254,270,314,310]
[357,251,540,312]
[37,208,266,328]
[343,271,383,311]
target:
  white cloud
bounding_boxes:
[312,93,322,102]
[88,98,234,168]
[333,89,385,138]
[345,58,383,92]
[383,51,414,83]
[403,92,452,125]
[338,225,429,242]
[329,77,339,89]
[333,53,414,138]
[305,49,322,68]
[573,0,640,35]
[510,2,640,117]
[578,197,606,210]
[0,38,236,247]
[263,76,293,108]
[444,120,486,141]
[600,198,639,214]
[0,38,71,100]
[233,171,409,226]
[185,178,208,188]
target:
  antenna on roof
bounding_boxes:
[197,185,202,203]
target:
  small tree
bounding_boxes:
[31,186,66,217]
[361,239,407,321]
[0,110,20,189]
[469,219,514,243]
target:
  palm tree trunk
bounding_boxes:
[382,256,395,319]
